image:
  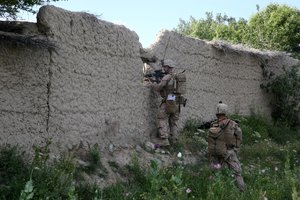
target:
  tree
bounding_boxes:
[261,65,300,127]
[176,12,217,41]
[175,3,300,54]
[248,4,300,52]
[175,12,249,43]
[0,0,61,19]
[215,17,249,44]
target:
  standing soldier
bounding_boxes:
[152,59,180,147]
[208,101,245,191]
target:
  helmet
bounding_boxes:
[216,101,228,115]
[163,59,176,68]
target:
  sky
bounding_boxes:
[20,0,300,47]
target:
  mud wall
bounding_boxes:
[0,6,150,154]
[0,6,298,155]
[0,44,50,151]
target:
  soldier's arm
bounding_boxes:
[233,122,242,148]
[154,74,172,92]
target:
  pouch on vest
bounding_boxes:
[224,120,242,149]
[174,72,186,95]
[176,95,187,106]
[208,126,227,158]
[165,94,177,114]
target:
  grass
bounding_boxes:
[0,113,299,199]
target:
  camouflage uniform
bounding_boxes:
[210,148,244,191]
[210,126,245,191]
[154,60,179,146]
[209,102,245,192]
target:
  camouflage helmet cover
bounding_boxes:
[216,101,228,115]
[163,59,176,68]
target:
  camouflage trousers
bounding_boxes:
[210,149,245,192]
[156,102,179,146]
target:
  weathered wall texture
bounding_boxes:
[0,6,299,156]
[36,6,150,153]
[0,44,50,152]
[0,6,150,154]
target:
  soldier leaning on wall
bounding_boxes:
[151,59,181,148]
[208,101,245,192]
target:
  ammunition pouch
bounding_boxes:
[166,99,177,114]
[176,95,187,107]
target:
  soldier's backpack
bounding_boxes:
[173,71,187,110]
[174,71,186,95]
[208,119,242,158]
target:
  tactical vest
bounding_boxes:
[162,77,177,114]
[159,71,187,97]
[160,72,187,114]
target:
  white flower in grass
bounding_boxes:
[123,192,131,197]
[186,188,192,193]
[210,163,221,169]
[177,152,182,158]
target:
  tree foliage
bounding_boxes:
[0,0,61,19]
[248,4,300,52]
[176,12,248,42]
[175,4,300,53]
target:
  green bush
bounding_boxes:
[1,114,300,200]
[31,156,76,199]
[0,145,30,200]
[261,65,300,127]
[231,113,270,145]
[179,118,208,153]
[76,183,103,200]
[267,124,300,144]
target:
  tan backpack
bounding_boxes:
[174,71,187,111]
[208,119,242,158]
[174,71,186,95]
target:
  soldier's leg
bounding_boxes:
[225,150,245,192]
[169,111,179,142]
[157,103,170,146]
[210,156,223,169]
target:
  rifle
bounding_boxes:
[142,56,166,83]
[198,120,215,129]
[198,119,240,129]
[144,70,166,83]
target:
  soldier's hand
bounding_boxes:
[161,74,172,81]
